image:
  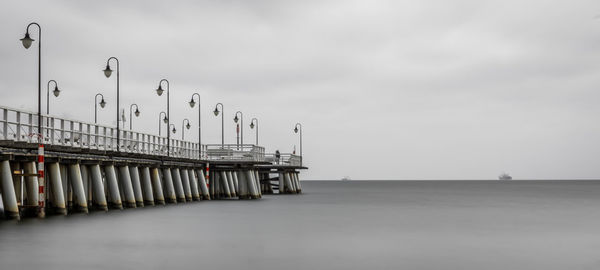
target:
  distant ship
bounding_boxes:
[341,176,351,181]
[498,173,512,180]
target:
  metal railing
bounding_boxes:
[205,144,265,161]
[0,106,204,159]
[265,153,302,166]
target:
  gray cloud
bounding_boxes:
[1,0,599,180]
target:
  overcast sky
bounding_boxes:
[1,0,600,180]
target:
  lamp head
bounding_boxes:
[172,127,176,134]
[135,108,140,117]
[233,115,239,123]
[189,98,196,108]
[53,86,60,97]
[163,116,168,124]
[250,122,254,129]
[103,65,113,78]
[294,127,298,133]
[20,32,34,49]
[100,98,106,108]
[213,107,219,116]
[186,123,191,129]
[156,85,164,96]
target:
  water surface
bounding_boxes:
[1,180,600,270]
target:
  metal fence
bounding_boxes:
[205,144,265,161]
[264,153,302,166]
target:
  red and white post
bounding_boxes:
[37,143,45,217]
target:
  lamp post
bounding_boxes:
[158,111,167,136]
[170,124,177,134]
[156,79,170,156]
[182,118,191,140]
[294,123,303,165]
[103,57,120,151]
[46,80,60,115]
[129,104,140,130]
[189,93,201,157]
[233,111,243,149]
[94,93,106,124]
[250,118,258,145]
[20,22,42,141]
[214,103,224,147]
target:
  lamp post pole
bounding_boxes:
[250,118,258,145]
[156,79,170,156]
[158,111,167,136]
[20,22,42,141]
[234,111,243,149]
[214,103,224,147]
[182,118,191,140]
[294,123,303,166]
[94,93,106,124]
[129,104,140,130]
[103,57,120,151]
[189,93,201,158]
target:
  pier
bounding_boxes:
[0,105,306,220]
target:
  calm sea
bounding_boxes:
[1,180,600,270]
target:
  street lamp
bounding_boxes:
[46,80,60,115]
[294,123,303,165]
[20,22,42,142]
[182,118,191,140]
[94,93,106,124]
[158,111,168,136]
[214,103,224,147]
[170,124,177,134]
[156,79,171,156]
[103,57,120,151]
[189,93,202,158]
[233,111,243,148]
[250,118,258,145]
[129,104,140,130]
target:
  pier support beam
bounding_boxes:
[129,166,144,207]
[236,171,249,199]
[89,164,108,211]
[104,164,123,209]
[0,160,19,219]
[162,168,177,204]
[284,172,296,194]
[140,167,155,206]
[68,164,88,213]
[220,171,231,198]
[171,168,186,203]
[180,169,192,202]
[278,171,285,194]
[118,166,137,208]
[47,162,66,214]
[246,170,259,199]
[186,169,200,201]
[150,168,165,205]
[197,169,210,200]
[254,170,262,198]
[23,162,40,215]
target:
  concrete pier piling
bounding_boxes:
[187,169,200,201]
[89,164,108,211]
[0,160,19,219]
[48,162,67,214]
[227,171,237,197]
[171,168,187,203]
[237,171,249,199]
[220,171,231,198]
[284,172,295,194]
[162,168,177,204]
[104,164,123,209]
[129,166,144,207]
[140,167,155,206]
[197,169,210,200]
[150,168,165,205]
[23,161,40,215]
[68,164,89,213]
[118,166,137,208]
[180,169,192,202]
[245,170,259,199]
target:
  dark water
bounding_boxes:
[2,180,600,270]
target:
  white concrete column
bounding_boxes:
[254,170,262,198]
[220,171,231,198]
[236,171,249,199]
[68,164,88,213]
[227,171,237,197]
[89,164,108,211]
[162,168,177,203]
[187,169,200,201]
[278,171,285,194]
[118,166,137,208]
[140,167,155,206]
[245,170,259,199]
[0,160,19,219]
[150,168,165,205]
[47,162,66,214]
[129,166,144,207]
[294,172,302,193]
[171,168,186,203]
[197,169,210,200]
[180,169,192,202]
[103,164,123,209]
[284,172,296,194]
[23,162,39,208]
[80,165,91,207]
